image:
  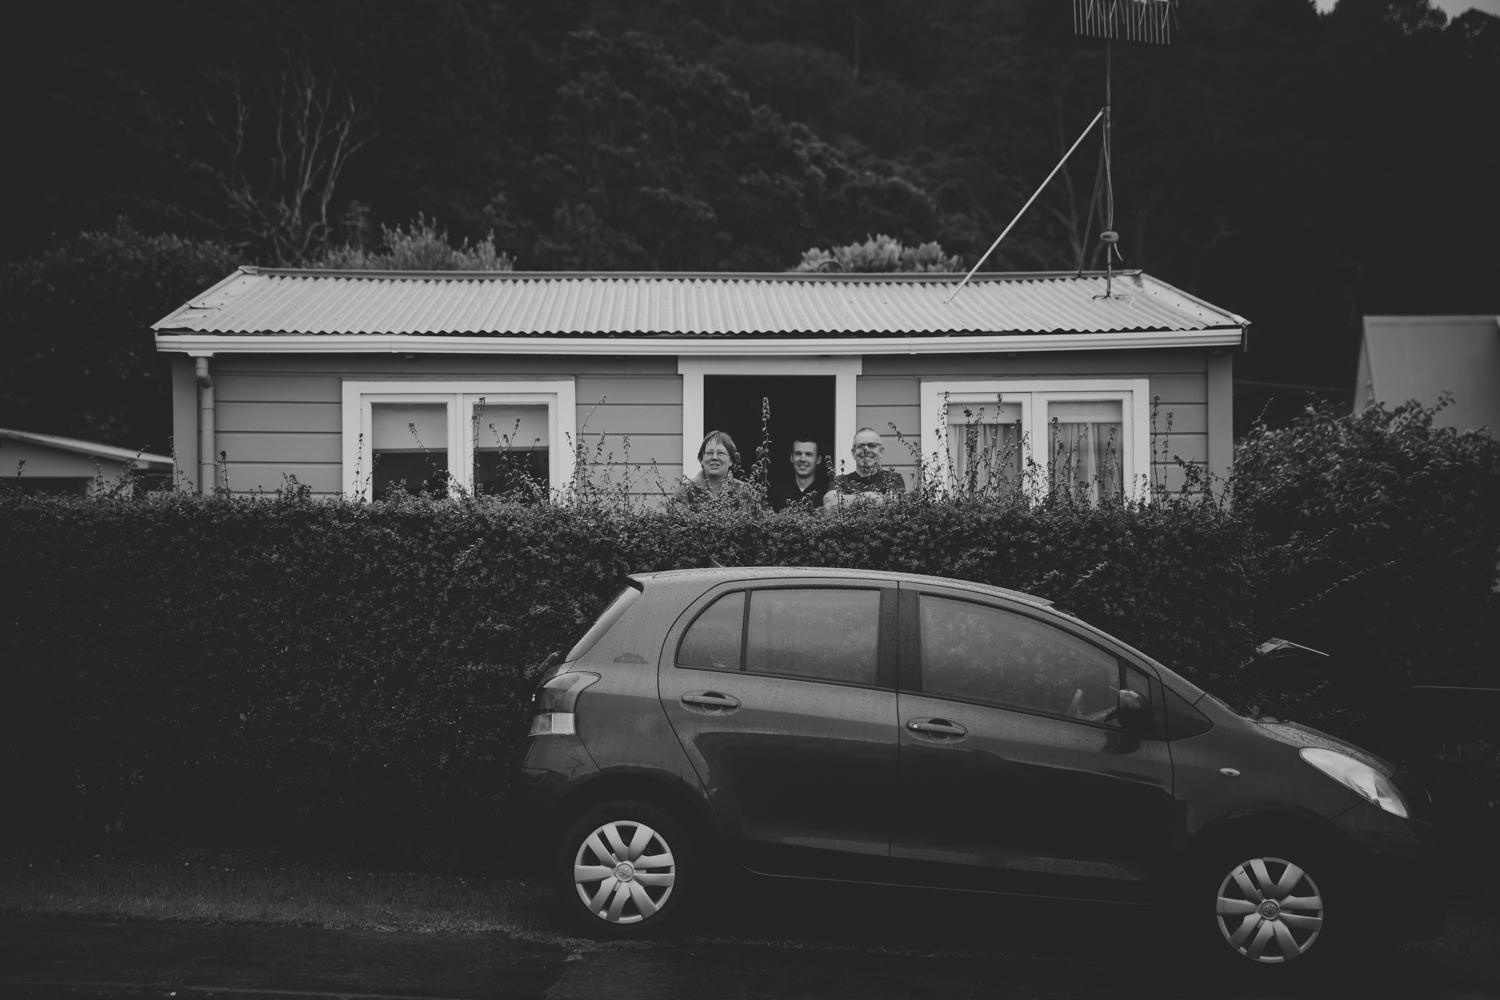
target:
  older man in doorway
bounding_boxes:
[770,436,826,512]
[824,427,907,506]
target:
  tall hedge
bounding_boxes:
[1,486,1258,864]
[3,399,1496,870]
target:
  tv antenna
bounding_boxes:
[948,0,1178,303]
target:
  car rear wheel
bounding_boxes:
[555,800,690,938]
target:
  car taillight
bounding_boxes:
[529,671,600,736]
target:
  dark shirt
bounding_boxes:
[832,468,907,496]
[770,477,825,512]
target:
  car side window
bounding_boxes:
[746,588,881,686]
[676,591,745,670]
[919,595,1122,723]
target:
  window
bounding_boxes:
[341,381,576,499]
[677,592,746,671]
[675,587,882,687]
[918,596,1123,723]
[920,379,1148,500]
[745,589,880,685]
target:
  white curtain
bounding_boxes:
[1048,400,1123,499]
[948,401,1023,491]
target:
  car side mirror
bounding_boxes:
[1115,688,1153,733]
[1247,638,1331,692]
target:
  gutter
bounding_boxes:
[155,328,1246,357]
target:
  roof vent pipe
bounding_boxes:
[195,357,215,494]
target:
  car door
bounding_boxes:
[658,580,899,880]
[891,584,1174,902]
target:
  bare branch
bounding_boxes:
[194,62,376,264]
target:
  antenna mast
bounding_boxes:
[948,0,1177,303]
[1074,0,1177,296]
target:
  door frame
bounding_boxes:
[679,356,861,480]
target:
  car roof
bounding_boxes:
[630,566,1053,610]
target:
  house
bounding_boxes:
[1355,316,1500,433]
[151,268,1247,501]
[0,427,173,494]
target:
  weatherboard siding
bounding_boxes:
[856,350,1213,490]
[182,347,1225,497]
[203,355,681,496]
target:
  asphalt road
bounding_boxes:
[2,889,1496,1000]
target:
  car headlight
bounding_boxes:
[1299,747,1409,819]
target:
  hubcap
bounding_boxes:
[572,819,676,924]
[1215,856,1325,964]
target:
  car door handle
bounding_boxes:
[682,691,740,710]
[907,718,967,738]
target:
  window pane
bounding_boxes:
[746,589,880,686]
[948,401,1023,491]
[1048,400,1123,500]
[371,402,448,497]
[472,402,550,497]
[676,592,745,671]
[919,596,1121,721]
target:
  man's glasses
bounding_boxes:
[854,443,883,452]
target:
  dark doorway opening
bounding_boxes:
[703,375,835,491]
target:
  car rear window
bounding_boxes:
[565,583,643,662]
[676,587,882,687]
[745,588,880,686]
[676,591,745,671]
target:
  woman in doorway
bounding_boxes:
[673,430,758,505]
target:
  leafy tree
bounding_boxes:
[793,233,962,272]
[0,222,241,454]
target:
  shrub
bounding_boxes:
[0,485,1257,865]
[1232,398,1500,702]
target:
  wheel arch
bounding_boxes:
[550,769,727,866]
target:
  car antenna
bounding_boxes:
[708,555,727,568]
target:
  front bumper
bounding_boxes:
[1334,802,1451,941]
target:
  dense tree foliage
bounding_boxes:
[1,0,1497,447]
[0,223,242,451]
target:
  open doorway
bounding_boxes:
[702,375,835,491]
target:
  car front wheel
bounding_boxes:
[555,800,690,938]
[1213,854,1328,965]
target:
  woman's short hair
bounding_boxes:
[697,429,740,466]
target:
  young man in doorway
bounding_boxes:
[824,427,907,507]
[770,436,826,512]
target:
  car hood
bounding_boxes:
[1253,721,1397,778]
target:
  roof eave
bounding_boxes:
[155,328,1246,356]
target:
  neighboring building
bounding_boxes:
[0,427,173,494]
[1356,316,1500,432]
[151,268,1247,500]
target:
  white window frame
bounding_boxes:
[919,379,1150,498]
[678,356,861,480]
[341,380,576,499]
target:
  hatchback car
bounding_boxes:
[514,568,1446,971]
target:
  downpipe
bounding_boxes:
[195,356,215,494]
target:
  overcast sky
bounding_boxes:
[1314,0,1500,15]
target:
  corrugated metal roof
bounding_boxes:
[153,268,1247,337]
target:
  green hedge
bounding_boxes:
[2,399,1495,871]
[1,487,1258,865]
